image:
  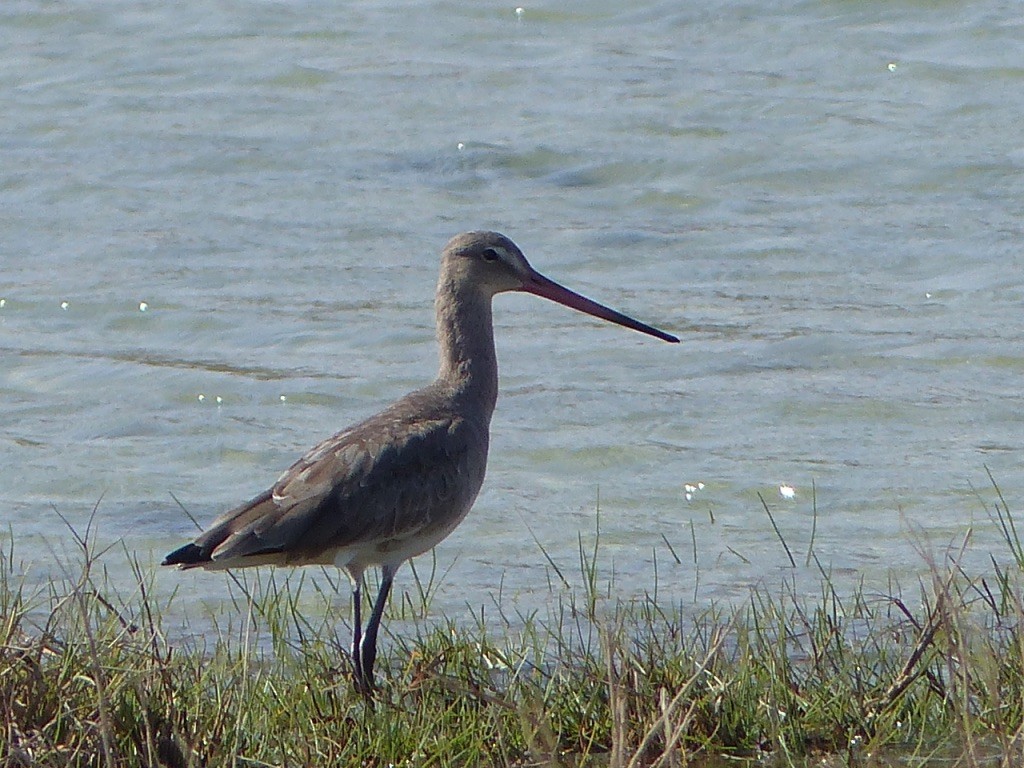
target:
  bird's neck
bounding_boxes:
[435,279,499,421]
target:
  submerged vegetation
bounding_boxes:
[2,479,1024,767]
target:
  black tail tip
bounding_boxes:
[162,543,208,567]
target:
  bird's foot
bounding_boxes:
[353,669,376,699]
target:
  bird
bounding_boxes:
[163,230,678,694]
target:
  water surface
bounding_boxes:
[2,0,1022,627]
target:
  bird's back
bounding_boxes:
[163,382,491,573]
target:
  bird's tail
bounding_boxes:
[161,488,276,569]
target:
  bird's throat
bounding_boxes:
[435,284,499,420]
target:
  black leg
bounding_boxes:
[351,580,364,689]
[358,564,395,692]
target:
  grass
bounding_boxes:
[2,478,1024,767]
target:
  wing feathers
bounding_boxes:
[164,388,488,570]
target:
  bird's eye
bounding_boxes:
[481,247,501,262]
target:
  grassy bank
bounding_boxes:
[3,485,1024,767]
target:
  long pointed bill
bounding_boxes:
[520,271,679,343]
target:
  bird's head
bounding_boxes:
[439,230,679,343]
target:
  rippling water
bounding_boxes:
[3,0,1023,625]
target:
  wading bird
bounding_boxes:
[163,231,677,694]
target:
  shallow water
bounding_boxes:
[2,0,1023,627]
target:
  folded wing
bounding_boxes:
[163,392,486,569]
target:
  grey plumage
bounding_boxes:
[163,230,677,693]
[168,389,487,572]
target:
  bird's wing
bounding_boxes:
[187,405,483,565]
